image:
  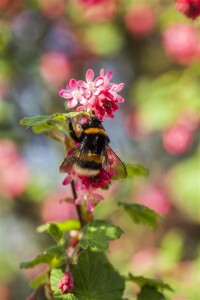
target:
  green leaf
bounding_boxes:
[80,220,124,251]
[48,224,63,242]
[137,286,167,300]
[20,253,53,269]
[44,245,66,259]
[72,250,125,300]
[126,164,149,179]
[50,251,125,300]
[30,273,47,288]
[128,274,173,292]
[19,111,90,133]
[19,114,64,127]
[118,203,162,229]
[37,220,80,234]
[53,293,79,300]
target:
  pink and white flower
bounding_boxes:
[59,68,125,120]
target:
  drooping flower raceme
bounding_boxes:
[59,68,124,120]
[63,167,113,212]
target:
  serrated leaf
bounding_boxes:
[118,203,161,229]
[71,250,125,300]
[126,164,149,178]
[80,220,124,251]
[20,253,53,269]
[50,251,125,300]
[48,224,63,242]
[37,220,80,234]
[137,286,167,300]
[128,274,173,292]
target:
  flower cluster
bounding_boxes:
[59,69,124,120]
[58,270,74,294]
[176,0,200,20]
[63,168,113,212]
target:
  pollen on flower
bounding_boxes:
[58,270,74,294]
[59,68,124,120]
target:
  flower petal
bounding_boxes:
[63,175,73,185]
[86,69,94,82]
[68,98,78,108]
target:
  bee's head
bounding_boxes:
[88,116,102,128]
[82,116,103,129]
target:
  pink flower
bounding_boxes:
[59,79,87,108]
[176,0,200,20]
[59,68,124,120]
[75,185,104,212]
[58,270,74,294]
[163,23,199,64]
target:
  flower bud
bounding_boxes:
[58,270,74,294]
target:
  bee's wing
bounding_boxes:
[102,145,127,179]
[59,147,81,173]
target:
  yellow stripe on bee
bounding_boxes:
[84,128,106,136]
[86,153,102,163]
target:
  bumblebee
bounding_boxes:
[60,116,127,178]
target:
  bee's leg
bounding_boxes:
[68,119,84,143]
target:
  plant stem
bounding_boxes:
[71,180,85,227]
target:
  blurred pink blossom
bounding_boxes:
[59,68,124,120]
[163,109,199,155]
[41,189,77,222]
[163,124,192,155]
[39,0,65,19]
[176,0,200,20]
[77,0,119,22]
[131,248,158,274]
[163,23,200,64]
[0,140,29,197]
[134,184,171,215]
[40,51,72,85]
[125,4,156,37]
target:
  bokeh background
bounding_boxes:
[0,0,200,299]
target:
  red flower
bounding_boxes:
[58,270,74,294]
[79,168,113,189]
[176,0,200,19]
